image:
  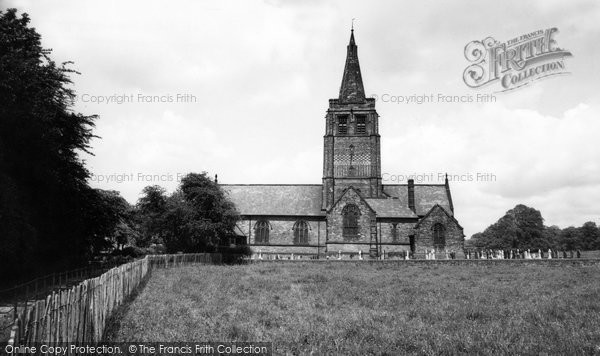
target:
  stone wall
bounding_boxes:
[237,217,326,246]
[326,188,375,244]
[251,245,321,255]
[378,221,416,244]
[414,205,464,253]
[326,243,410,254]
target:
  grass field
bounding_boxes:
[105,262,600,355]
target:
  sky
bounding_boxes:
[4,0,600,237]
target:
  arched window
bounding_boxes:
[432,223,445,249]
[255,220,270,244]
[293,220,309,245]
[337,115,348,135]
[342,204,360,238]
[391,223,398,242]
[356,115,367,135]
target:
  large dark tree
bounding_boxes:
[159,173,239,253]
[0,9,120,283]
[579,221,600,250]
[469,205,545,250]
[134,185,168,247]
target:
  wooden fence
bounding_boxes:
[6,253,221,348]
[147,252,222,268]
[0,260,126,305]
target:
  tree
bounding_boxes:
[468,204,600,252]
[559,227,582,251]
[135,185,168,246]
[579,221,600,250]
[85,189,132,252]
[543,225,562,249]
[159,173,239,253]
[468,205,546,250]
[0,9,122,282]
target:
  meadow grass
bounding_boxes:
[105,262,600,355]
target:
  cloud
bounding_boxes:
[6,0,599,236]
[382,100,600,236]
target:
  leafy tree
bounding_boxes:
[469,205,545,250]
[135,185,168,246]
[579,221,600,250]
[158,173,239,253]
[85,189,133,252]
[543,225,562,249]
[468,205,543,250]
[0,9,122,282]
[559,227,582,251]
[468,205,600,252]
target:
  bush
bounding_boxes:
[142,244,167,255]
[111,246,144,258]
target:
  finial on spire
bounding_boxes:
[351,18,356,31]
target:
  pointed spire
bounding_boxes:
[339,28,366,103]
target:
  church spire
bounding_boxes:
[339,28,366,103]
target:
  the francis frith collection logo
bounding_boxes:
[463,28,572,92]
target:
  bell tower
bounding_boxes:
[322,29,382,210]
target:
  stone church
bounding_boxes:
[221,30,464,258]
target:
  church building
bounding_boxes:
[221,30,464,258]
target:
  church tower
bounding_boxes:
[322,29,382,210]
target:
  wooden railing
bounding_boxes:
[6,253,221,347]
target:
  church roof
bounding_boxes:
[383,184,454,216]
[339,29,366,103]
[364,198,417,218]
[222,184,454,218]
[414,204,464,230]
[221,184,325,217]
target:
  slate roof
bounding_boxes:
[221,185,325,217]
[221,183,453,219]
[364,198,417,218]
[414,204,463,229]
[383,184,453,216]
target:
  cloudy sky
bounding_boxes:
[5,0,600,237]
